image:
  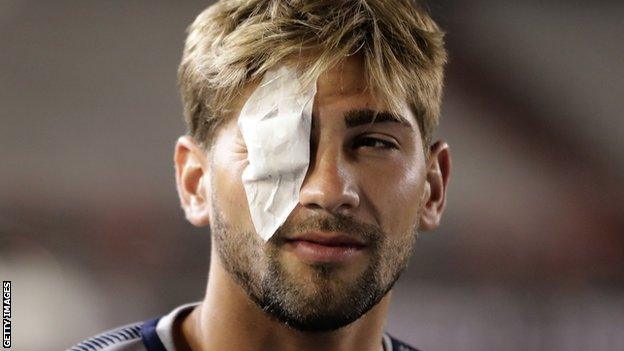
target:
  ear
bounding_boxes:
[419,141,451,231]
[174,136,212,227]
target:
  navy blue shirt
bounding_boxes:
[68,303,421,351]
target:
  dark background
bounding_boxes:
[1,1,623,350]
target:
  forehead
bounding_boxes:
[227,57,368,118]
[316,57,368,98]
[314,57,416,128]
[227,56,416,129]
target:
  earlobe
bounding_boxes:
[418,141,451,231]
[174,136,212,227]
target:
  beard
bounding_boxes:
[211,198,418,332]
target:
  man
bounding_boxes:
[69,0,449,350]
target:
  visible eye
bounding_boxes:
[352,135,399,150]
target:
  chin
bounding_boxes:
[249,256,395,333]
[257,282,391,333]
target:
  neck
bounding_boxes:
[180,247,390,351]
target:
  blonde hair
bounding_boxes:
[178,0,447,148]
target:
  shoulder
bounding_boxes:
[386,333,423,351]
[67,302,198,351]
[66,322,145,351]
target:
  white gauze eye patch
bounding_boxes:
[237,66,317,241]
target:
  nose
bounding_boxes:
[299,145,360,214]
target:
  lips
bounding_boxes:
[284,232,367,264]
[287,231,366,246]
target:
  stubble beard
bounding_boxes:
[211,199,418,332]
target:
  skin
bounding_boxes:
[173,57,451,351]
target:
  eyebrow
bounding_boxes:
[344,109,412,129]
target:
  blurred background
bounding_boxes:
[1,1,623,350]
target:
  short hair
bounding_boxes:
[178,0,447,148]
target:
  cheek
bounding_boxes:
[212,165,249,220]
[210,140,254,227]
[361,157,425,235]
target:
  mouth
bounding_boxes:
[284,232,368,264]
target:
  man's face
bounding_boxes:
[206,57,429,331]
